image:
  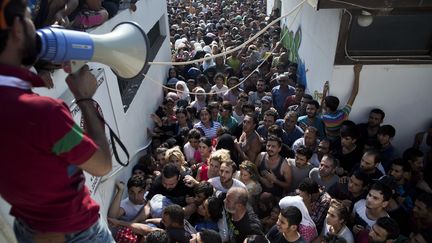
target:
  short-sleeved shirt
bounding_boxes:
[194,121,222,139]
[266,225,306,243]
[207,177,246,193]
[321,104,352,138]
[146,176,194,206]
[0,67,100,232]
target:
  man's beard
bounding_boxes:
[21,26,39,66]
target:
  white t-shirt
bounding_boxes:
[322,218,354,243]
[208,177,247,193]
[183,142,196,162]
[119,197,145,221]
[211,85,228,98]
[353,199,389,229]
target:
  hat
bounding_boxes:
[187,67,201,78]
[203,45,212,53]
[167,78,179,86]
[235,15,243,21]
[261,96,272,103]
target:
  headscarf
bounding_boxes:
[279,195,317,229]
[175,81,190,101]
[216,133,239,165]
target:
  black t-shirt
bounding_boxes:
[266,225,306,243]
[334,145,364,174]
[166,227,192,243]
[145,175,194,206]
[230,209,263,243]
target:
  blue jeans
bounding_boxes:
[14,216,115,243]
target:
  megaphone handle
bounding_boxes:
[63,60,87,74]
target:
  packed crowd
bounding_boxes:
[106,1,432,243]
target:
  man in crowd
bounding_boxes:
[309,154,340,190]
[224,187,264,242]
[298,100,325,139]
[357,108,385,149]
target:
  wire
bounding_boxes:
[143,1,306,96]
[148,0,307,66]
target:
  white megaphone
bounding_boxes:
[36,22,149,79]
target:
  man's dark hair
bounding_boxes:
[340,124,359,140]
[391,158,411,172]
[375,217,400,240]
[207,196,224,221]
[296,146,313,160]
[245,235,269,243]
[377,125,396,138]
[296,83,305,91]
[352,170,371,188]
[194,182,214,198]
[146,230,170,243]
[163,204,184,226]
[280,206,302,227]
[364,149,381,165]
[162,163,180,179]
[402,147,424,162]
[0,0,27,52]
[267,135,282,147]
[187,128,202,140]
[264,109,279,120]
[298,178,319,194]
[370,183,393,202]
[200,229,222,243]
[306,100,320,110]
[324,96,340,112]
[132,163,148,176]
[302,94,313,100]
[370,108,385,120]
[268,124,284,139]
[221,101,233,112]
[245,112,258,125]
[323,154,339,168]
[127,175,146,189]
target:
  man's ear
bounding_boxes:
[382,200,389,209]
[10,16,24,40]
[289,224,298,232]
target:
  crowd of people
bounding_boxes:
[106,0,432,243]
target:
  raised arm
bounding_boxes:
[346,64,362,106]
[108,181,126,219]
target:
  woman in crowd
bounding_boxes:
[196,148,230,182]
[193,107,222,139]
[313,199,354,243]
[175,80,191,105]
[165,146,192,176]
[238,160,262,208]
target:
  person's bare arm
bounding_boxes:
[346,64,362,106]
[318,81,329,114]
[108,181,126,219]
[108,218,160,235]
[66,66,112,176]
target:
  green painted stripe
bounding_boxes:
[52,123,84,155]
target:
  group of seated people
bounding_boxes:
[105,0,432,242]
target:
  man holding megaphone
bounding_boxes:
[0,1,115,242]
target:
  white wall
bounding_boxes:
[279,0,432,150]
[331,65,432,150]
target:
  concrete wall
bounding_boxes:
[280,0,432,150]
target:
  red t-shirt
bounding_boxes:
[0,69,100,233]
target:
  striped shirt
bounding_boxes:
[194,121,222,139]
[321,104,352,139]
